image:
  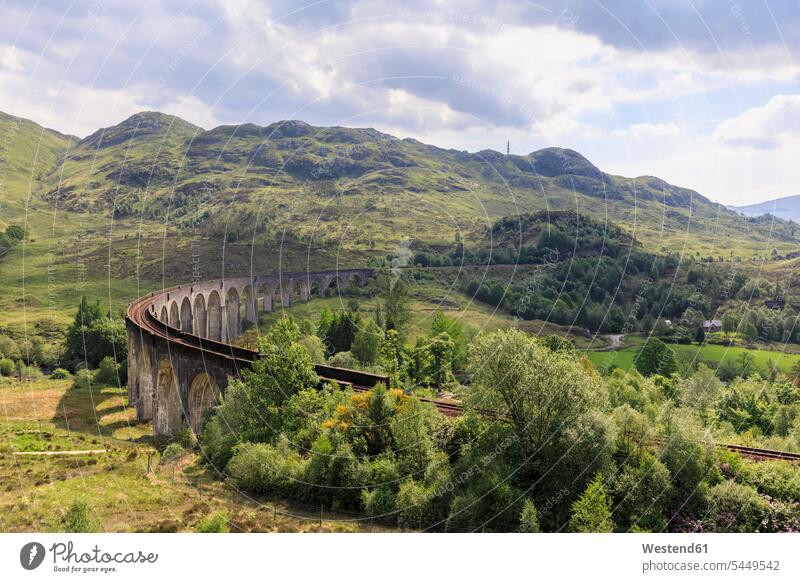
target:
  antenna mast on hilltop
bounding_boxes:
[506,140,510,155]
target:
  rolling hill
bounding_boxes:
[1,108,800,331]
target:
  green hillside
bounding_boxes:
[35,111,800,255]
[2,108,800,333]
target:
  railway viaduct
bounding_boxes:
[126,268,381,435]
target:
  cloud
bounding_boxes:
[714,94,800,149]
[614,122,680,139]
[0,45,24,71]
[0,0,799,204]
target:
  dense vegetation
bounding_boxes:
[405,212,800,343]
[197,288,800,532]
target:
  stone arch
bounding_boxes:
[258,282,274,312]
[156,358,183,435]
[289,278,306,304]
[326,275,345,297]
[193,294,207,338]
[187,372,220,434]
[225,287,240,339]
[169,301,180,328]
[137,341,154,420]
[180,296,193,333]
[160,305,168,322]
[310,277,324,298]
[207,290,222,341]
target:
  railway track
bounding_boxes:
[128,291,800,463]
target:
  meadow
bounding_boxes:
[587,341,800,373]
[0,376,383,532]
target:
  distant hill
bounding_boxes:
[3,109,800,261]
[729,195,800,223]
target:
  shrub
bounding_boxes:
[0,357,14,377]
[227,440,306,497]
[704,481,768,532]
[161,443,185,462]
[327,350,359,369]
[72,368,94,390]
[50,368,71,380]
[16,362,43,382]
[93,355,120,385]
[569,474,614,532]
[519,499,541,532]
[59,500,98,533]
[743,461,800,502]
[196,510,230,533]
[173,427,197,450]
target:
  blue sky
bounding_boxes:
[1,0,799,205]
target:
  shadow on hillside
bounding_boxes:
[51,382,150,440]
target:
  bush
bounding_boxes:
[161,443,185,462]
[16,362,43,382]
[327,351,359,369]
[72,368,94,390]
[173,427,197,450]
[0,357,14,377]
[93,356,120,385]
[743,461,800,502]
[519,499,541,532]
[50,368,71,380]
[569,474,613,532]
[58,500,98,533]
[704,481,768,532]
[227,440,306,497]
[195,510,229,533]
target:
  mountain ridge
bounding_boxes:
[2,108,799,258]
[729,195,800,223]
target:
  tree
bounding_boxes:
[722,312,737,339]
[612,451,671,532]
[694,326,705,344]
[351,319,383,366]
[63,298,126,370]
[569,474,613,532]
[425,332,455,387]
[680,364,723,415]
[635,338,676,377]
[391,398,439,476]
[324,311,359,355]
[236,317,319,441]
[519,499,541,532]
[467,329,602,455]
[380,274,411,333]
[379,329,403,387]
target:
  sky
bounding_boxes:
[1,0,799,206]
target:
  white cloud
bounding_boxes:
[714,94,800,149]
[613,122,680,139]
[0,45,23,71]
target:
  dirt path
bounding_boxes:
[13,450,108,456]
[588,334,624,351]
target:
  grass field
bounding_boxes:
[0,376,384,532]
[236,283,601,349]
[586,341,800,373]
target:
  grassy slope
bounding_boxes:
[587,342,800,373]
[1,108,798,336]
[0,376,382,532]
